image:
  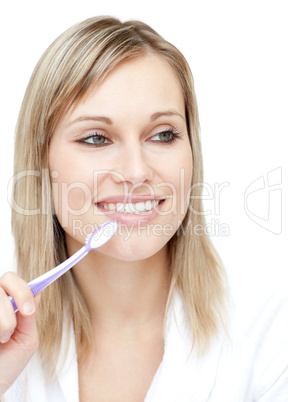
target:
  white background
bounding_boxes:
[0,0,287,300]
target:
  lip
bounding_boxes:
[94,195,167,226]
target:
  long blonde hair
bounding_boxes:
[11,16,227,376]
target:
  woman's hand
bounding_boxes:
[0,272,40,397]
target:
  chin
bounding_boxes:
[97,235,170,263]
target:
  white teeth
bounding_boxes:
[124,203,134,213]
[135,202,145,212]
[116,203,125,212]
[108,203,116,211]
[99,200,160,214]
[145,200,152,211]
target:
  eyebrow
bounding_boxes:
[150,110,185,122]
[65,115,113,128]
[66,109,185,128]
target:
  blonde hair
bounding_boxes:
[11,16,227,376]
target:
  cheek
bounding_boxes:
[49,151,95,228]
[169,149,193,214]
[50,178,94,231]
[52,181,92,210]
[183,158,193,207]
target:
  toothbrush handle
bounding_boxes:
[9,246,88,313]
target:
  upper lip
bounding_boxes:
[96,195,167,204]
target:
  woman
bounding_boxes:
[1,16,287,401]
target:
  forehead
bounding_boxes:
[63,54,185,124]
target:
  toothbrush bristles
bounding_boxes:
[85,233,92,244]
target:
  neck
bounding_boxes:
[69,241,171,333]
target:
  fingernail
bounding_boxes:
[0,332,13,343]
[22,301,35,315]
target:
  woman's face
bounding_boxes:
[49,54,192,261]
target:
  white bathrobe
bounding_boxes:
[3,285,288,401]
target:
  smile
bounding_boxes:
[97,200,162,214]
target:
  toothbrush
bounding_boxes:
[9,221,118,312]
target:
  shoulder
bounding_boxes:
[221,282,288,401]
[229,282,288,400]
[157,285,288,401]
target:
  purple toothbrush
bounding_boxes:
[9,221,118,312]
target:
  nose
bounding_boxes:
[112,144,154,186]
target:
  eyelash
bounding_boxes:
[153,128,182,144]
[78,131,110,146]
[78,128,182,147]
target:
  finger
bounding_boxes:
[0,293,41,347]
[0,272,36,316]
[12,304,39,351]
[0,287,16,343]
[0,294,40,396]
